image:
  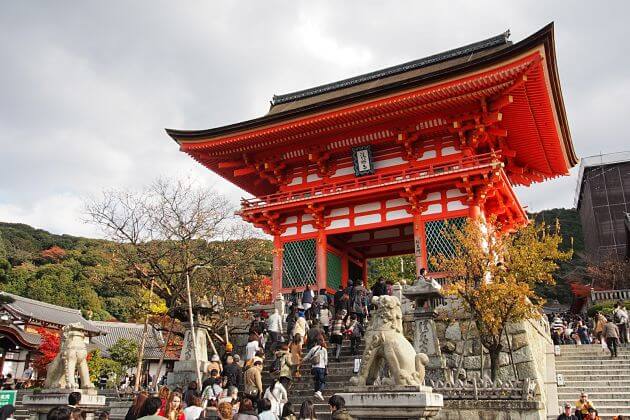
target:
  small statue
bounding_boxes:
[350,295,429,387]
[44,323,94,389]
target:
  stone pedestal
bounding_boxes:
[338,385,443,419]
[167,323,210,386]
[22,389,106,420]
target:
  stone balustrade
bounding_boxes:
[430,377,537,401]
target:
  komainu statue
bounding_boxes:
[44,323,94,389]
[350,295,429,386]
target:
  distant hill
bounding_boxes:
[0,221,273,322]
[529,208,586,305]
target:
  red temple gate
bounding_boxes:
[167,24,576,297]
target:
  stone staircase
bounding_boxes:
[262,337,364,419]
[555,344,630,419]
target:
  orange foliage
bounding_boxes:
[41,246,67,262]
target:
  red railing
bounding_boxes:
[241,152,503,210]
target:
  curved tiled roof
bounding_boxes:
[90,321,179,360]
[0,292,101,334]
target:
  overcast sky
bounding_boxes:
[1,1,628,237]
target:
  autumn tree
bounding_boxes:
[586,255,630,290]
[85,178,272,380]
[33,327,60,375]
[108,338,139,373]
[433,217,572,380]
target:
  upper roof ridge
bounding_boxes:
[271,30,510,106]
[1,291,82,315]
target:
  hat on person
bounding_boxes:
[211,354,220,362]
[225,342,233,352]
[233,354,240,362]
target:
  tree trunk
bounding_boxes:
[153,316,176,391]
[488,344,503,381]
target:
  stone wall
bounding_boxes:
[426,315,558,419]
[436,400,544,420]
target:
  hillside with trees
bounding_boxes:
[0,221,273,322]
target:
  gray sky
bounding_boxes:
[1,1,628,237]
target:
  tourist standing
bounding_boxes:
[125,392,149,420]
[575,392,595,419]
[233,398,258,420]
[557,402,578,420]
[371,277,387,297]
[243,360,263,403]
[297,401,316,420]
[280,402,297,420]
[0,405,16,420]
[267,308,284,353]
[304,336,328,401]
[137,397,167,420]
[345,314,364,356]
[613,302,629,344]
[273,344,293,381]
[302,286,314,312]
[289,334,303,379]
[319,304,331,336]
[330,312,345,362]
[328,395,353,420]
[244,334,260,363]
[201,370,224,406]
[160,392,184,420]
[292,311,309,343]
[263,378,288,417]
[182,396,203,420]
[257,398,277,420]
[593,312,607,344]
[222,354,243,390]
[603,317,620,358]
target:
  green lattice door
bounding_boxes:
[326,252,342,290]
[425,217,466,271]
[282,239,316,288]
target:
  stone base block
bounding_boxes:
[338,386,443,419]
[23,389,107,420]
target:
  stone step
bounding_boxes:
[556,357,630,366]
[562,380,630,387]
[557,391,630,400]
[559,374,630,381]
[555,367,630,373]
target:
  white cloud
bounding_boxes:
[1,1,629,237]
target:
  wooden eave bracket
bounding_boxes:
[305,203,330,230]
[399,186,428,214]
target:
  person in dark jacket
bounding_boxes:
[557,402,578,420]
[371,277,388,297]
[222,354,243,390]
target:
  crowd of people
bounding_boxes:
[548,302,629,358]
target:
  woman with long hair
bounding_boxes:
[159,391,185,420]
[298,400,317,420]
[124,391,148,420]
[289,334,303,379]
[158,386,171,408]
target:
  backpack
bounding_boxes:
[270,354,283,375]
[311,346,321,365]
[613,310,622,324]
[351,322,364,338]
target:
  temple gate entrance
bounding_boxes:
[167,25,576,298]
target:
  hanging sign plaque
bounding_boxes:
[352,145,375,177]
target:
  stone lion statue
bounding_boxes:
[350,295,429,387]
[44,323,94,389]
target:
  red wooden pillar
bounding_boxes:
[341,251,349,289]
[412,212,428,277]
[316,230,327,291]
[469,203,481,220]
[362,259,369,287]
[272,235,283,297]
